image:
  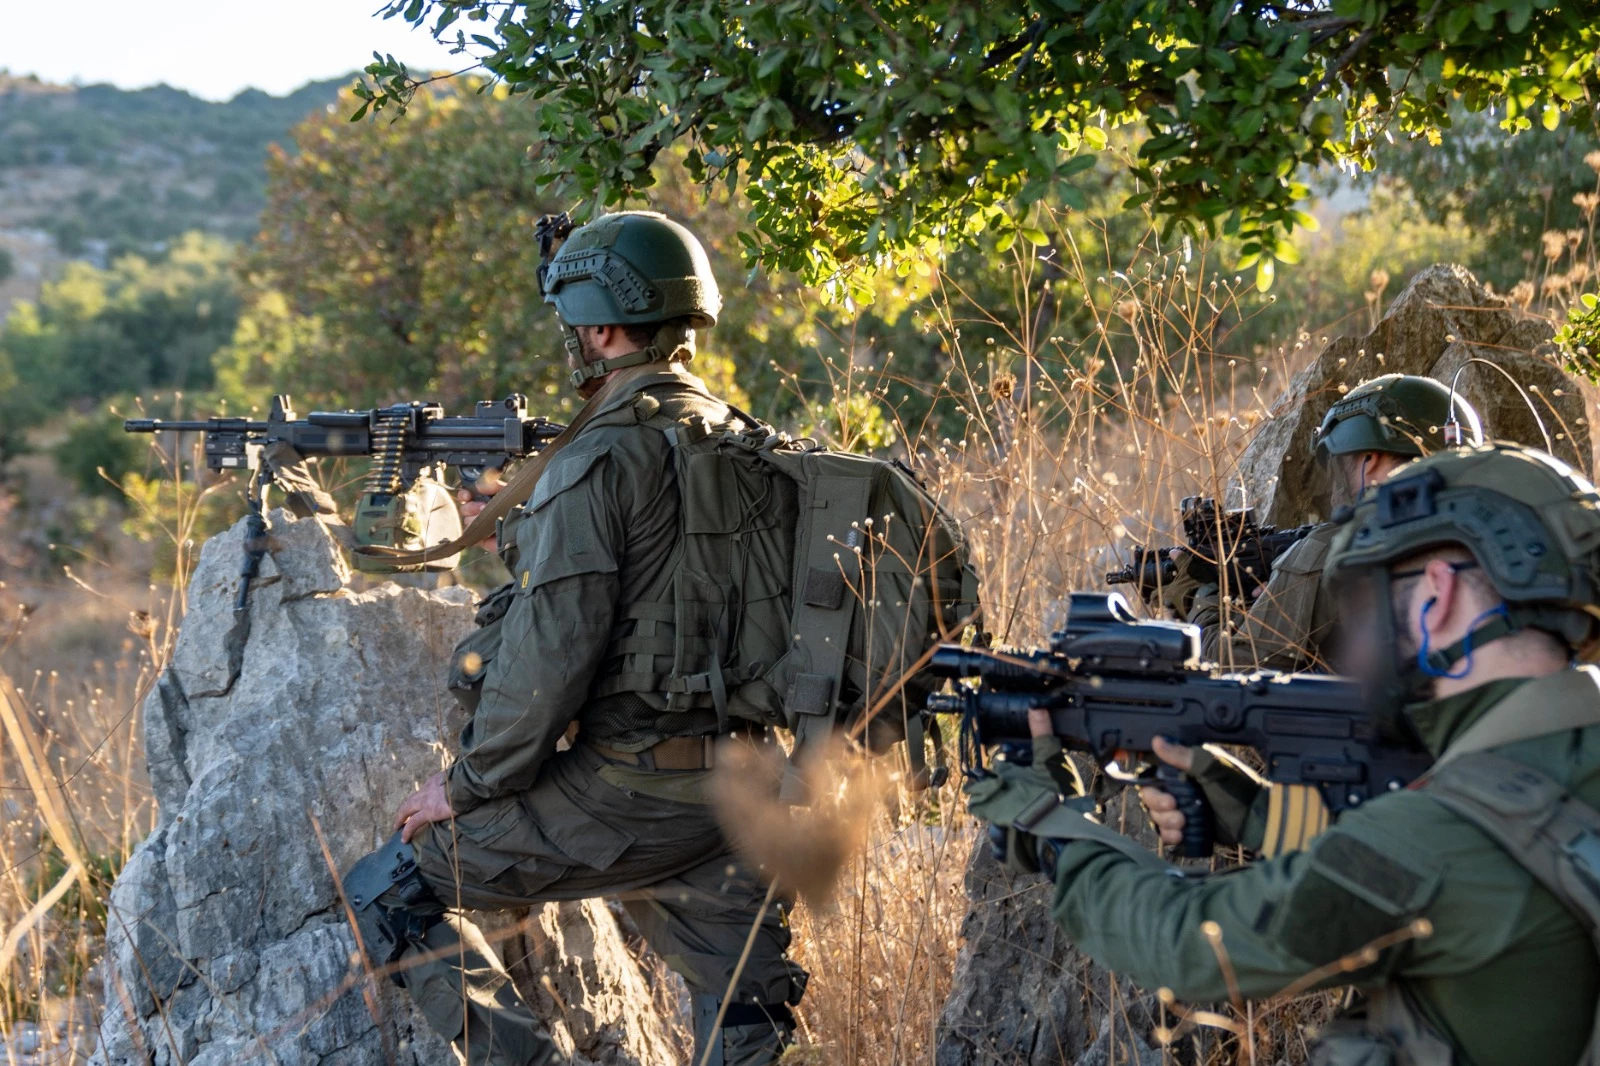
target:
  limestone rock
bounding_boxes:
[92,510,677,1066]
[1235,263,1593,527]
[935,810,1162,1066]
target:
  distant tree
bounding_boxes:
[0,246,13,283]
[223,82,569,411]
[1373,108,1600,288]
[52,411,144,498]
[0,232,238,448]
[227,83,818,418]
[366,0,1600,290]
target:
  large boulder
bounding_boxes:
[92,511,678,1066]
[1235,264,1595,527]
[935,811,1162,1066]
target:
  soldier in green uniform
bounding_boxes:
[342,212,806,1066]
[1162,374,1483,672]
[971,442,1600,1065]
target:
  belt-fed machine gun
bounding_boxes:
[125,395,564,608]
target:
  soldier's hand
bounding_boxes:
[394,771,456,843]
[457,468,504,550]
[1138,737,1196,847]
[1159,550,1208,618]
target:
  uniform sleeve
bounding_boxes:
[1047,789,1523,1003]
[445,450,627,815]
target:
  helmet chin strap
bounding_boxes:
[564,321,696,390]
[1416,599,1515,679]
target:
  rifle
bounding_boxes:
[1106,495,1316,604]
[926,592,1432,858]
[125,395,565,608]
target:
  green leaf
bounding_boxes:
[995,229,1018,253]
[1255,257,1276,292]
[1543,105,1561,131]
[1584,293,1598,310]
[1060,155,1097,177]
[1020,227,1050,246]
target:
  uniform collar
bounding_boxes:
[587,361,709,417]
[1403,677,1534,757]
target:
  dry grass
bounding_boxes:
[0,207,1505,1064]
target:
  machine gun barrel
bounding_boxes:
[124,418,268,433]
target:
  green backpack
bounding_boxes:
[594,409,981,798]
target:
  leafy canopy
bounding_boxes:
[362,0,1600,290]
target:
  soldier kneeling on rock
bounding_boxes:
[343,212,806,1066]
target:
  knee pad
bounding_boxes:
[343,831,443,984]
[691,993,796,1066]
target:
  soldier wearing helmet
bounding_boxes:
[1163,373,1484,672]
[342,212,805,1066]
[973,442,1600,1066]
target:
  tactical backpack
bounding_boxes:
[593,406,982,798]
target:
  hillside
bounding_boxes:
[0,72,344,313]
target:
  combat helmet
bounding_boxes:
[539,211,721,328]
[1314,374,1483,460]
[1327,442,1600,663]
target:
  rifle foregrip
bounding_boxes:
[1155,764,1214,859]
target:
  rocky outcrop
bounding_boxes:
[1235,263,1596,526]
[92,511,677,1066]
[935,807,1163,1066]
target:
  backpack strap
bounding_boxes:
[778,453,875,802]
[1432,667,1600,770]
[1422,751,1600,1063]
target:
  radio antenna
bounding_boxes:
[1442,357,1548,451]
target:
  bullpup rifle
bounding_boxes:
[1107,495,1316,605]
[926,592,1432,857]
[125,395,564,607]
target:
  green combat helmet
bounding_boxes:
[1314,373,1484,459]
[1327,443,1600,686]
[537,211,722,389]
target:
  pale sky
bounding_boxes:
[0,0,470,100]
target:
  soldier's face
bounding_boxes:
[1334,573,1421,683]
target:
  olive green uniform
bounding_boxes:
[1190,522,1340,672]
[356,365,806,1066]
[1046,674,1600,1065]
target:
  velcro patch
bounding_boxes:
[803,567,846,610]
[1271,831,1440,967]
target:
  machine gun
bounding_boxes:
[1106,495,1316,605]
[125,395,565,608]
[926,592,1432,857]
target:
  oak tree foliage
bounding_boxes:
[360,0,1600,289]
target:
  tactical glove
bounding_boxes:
[964,746,1097,877]
[1186,745,1269,850]
[1159,551,1215,619]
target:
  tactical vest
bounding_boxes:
[1312,668,1600,1066]
[595,398,980,797]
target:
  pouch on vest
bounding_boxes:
[446,582,519,715]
